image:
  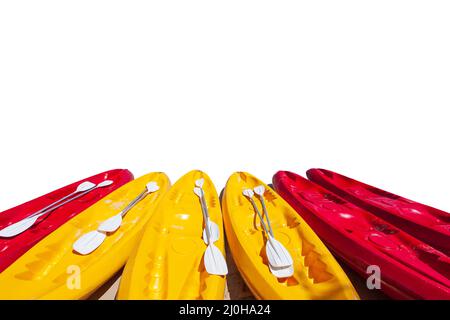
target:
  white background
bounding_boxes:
[1,1,449,212]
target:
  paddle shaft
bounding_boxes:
[198,188,212,243]
[26,186,92,219]
[249,197,272,237]
[119,188,148,217]
[256,194,274,237]
[28,186,99,221]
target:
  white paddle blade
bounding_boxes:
[0,215,41,238]
[202,221,220,244]
[204,244,228,276]
[98,213,122,233]
[242,189,254,198]
[195,178,204,188]
[73,230,106,255]
[77,181,96,192]
[98,180,114,188]
[269,263,294,278]
[266,236,293,267]
[254,185,265,196]
[193,187,203,198]
[146,181,159,193]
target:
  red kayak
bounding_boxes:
[273,170,450,300]
[306,168,450,256]
[0,169,133,273]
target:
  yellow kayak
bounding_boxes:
[222,172,359,300]
[0,172,170,299]
[118,170,226,299]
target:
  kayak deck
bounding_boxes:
[222,172,359,300]
[118,170,226,300]
[0,169,133,273]
[273,171,450,299]
[0,172,170,299]
[307,168,450,255]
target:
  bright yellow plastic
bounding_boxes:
[118,170,226,300]
[0,172,170,299]
[222,172,359,300]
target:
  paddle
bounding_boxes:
[254,184,294,276]
[73,181,160,255]
[0,180,112,238]
[194,179,228,275]
[243,189,293,269]
[269,263,294,278]
[204,242,228,276]
[193,180,219,244]
[98,182,160,233]
[72,230,107,255]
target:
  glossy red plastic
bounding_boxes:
[306,168,450,256]
[0,169,133,273]
[273,170,450,300]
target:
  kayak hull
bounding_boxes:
[306,168,450,255]
[222,172,359,300]
[118,170,226,300]
[273,170,450,300]
[0,169,133,273]
[0,172,170,299]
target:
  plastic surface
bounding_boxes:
[118,170,226,300]
[273,171,450,300]
[0,169,133,273]
[306,168,450,255]
[221,172,359,300]
[0,172,170,299]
